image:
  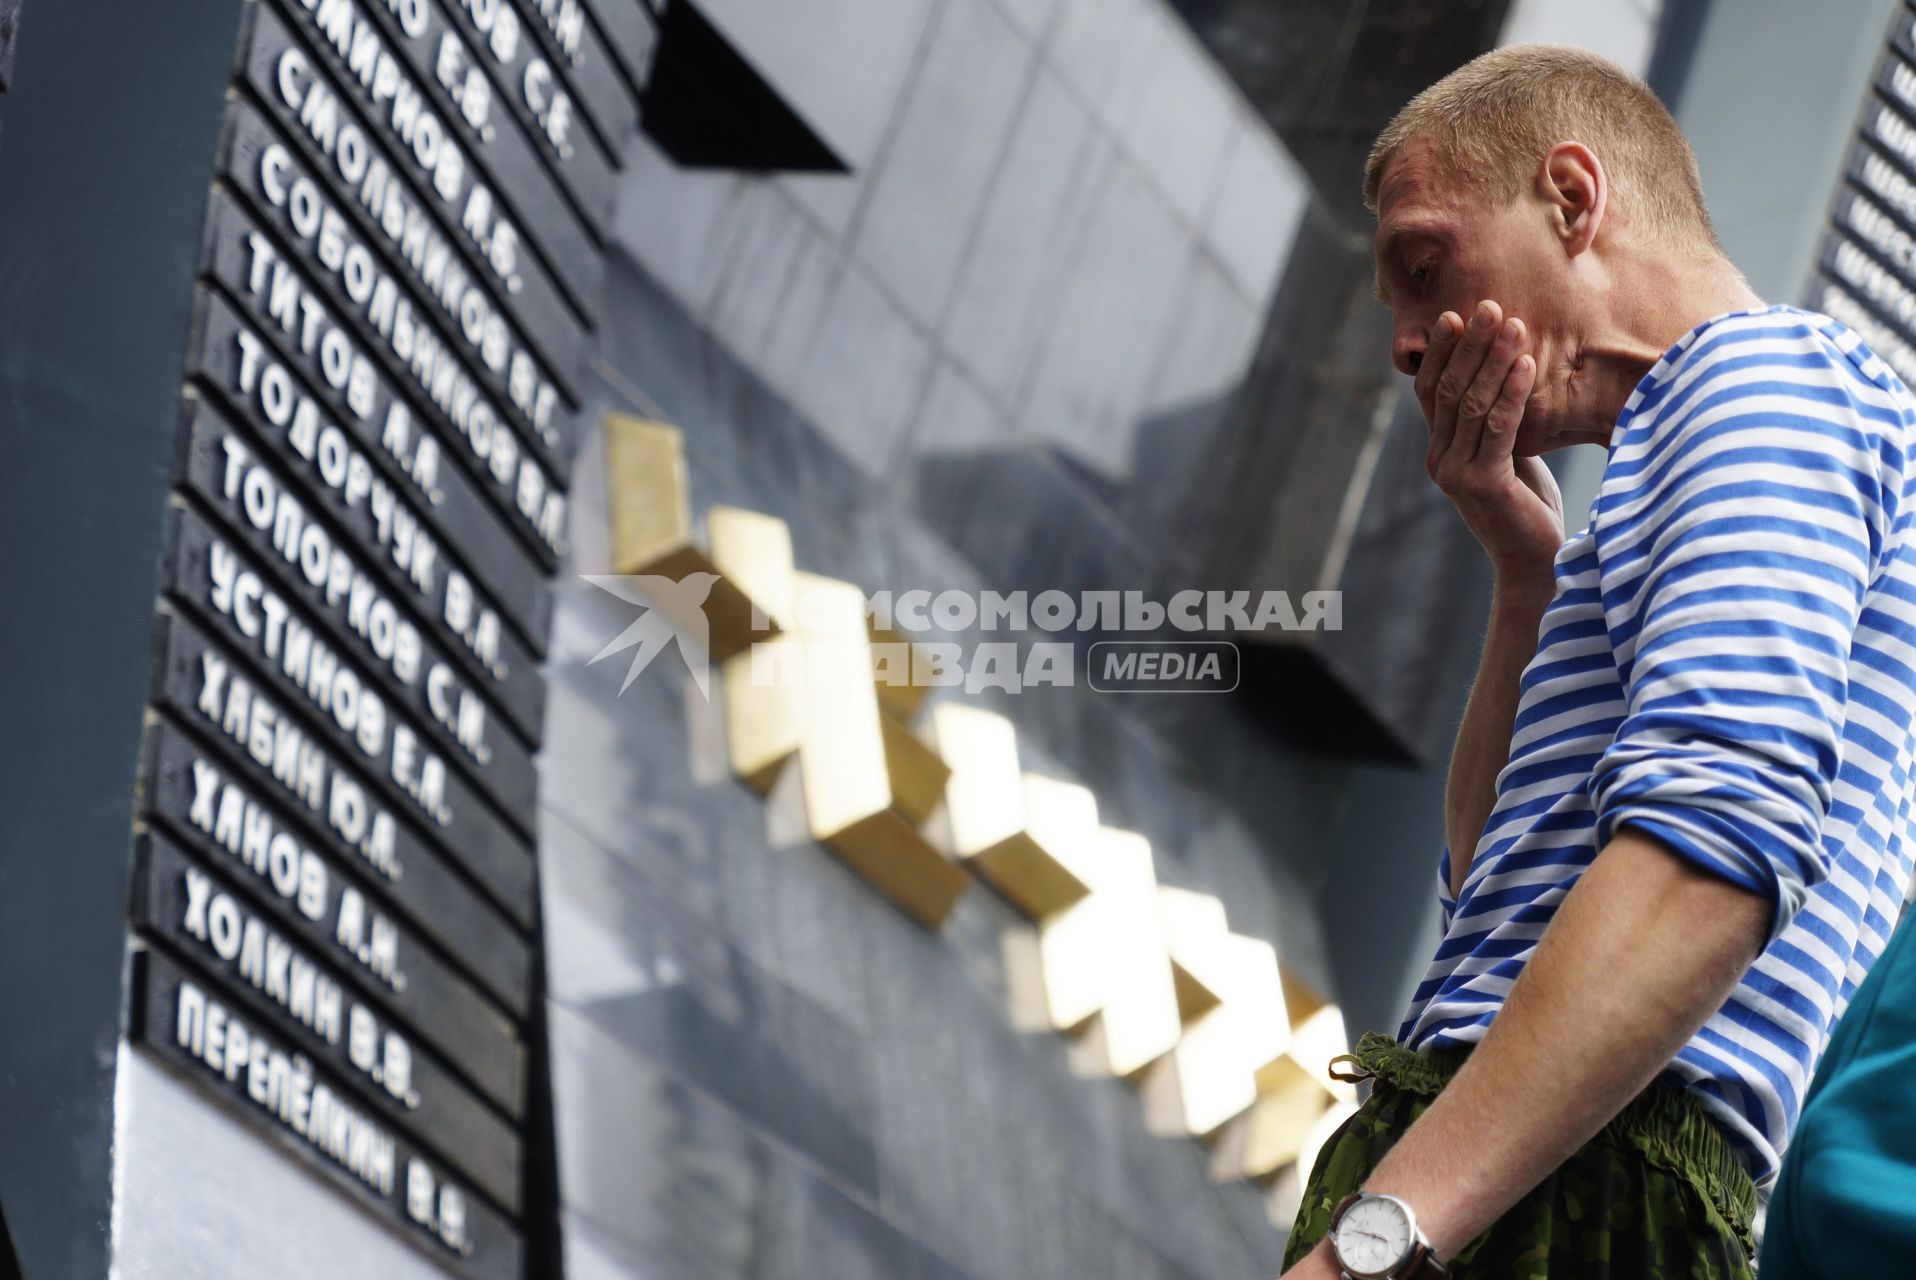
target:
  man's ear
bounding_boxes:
[1540,142,1606,258]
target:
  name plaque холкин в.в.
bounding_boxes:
[142,718,533,1038]
[129,948,523,1280]
[132,834,523,1210]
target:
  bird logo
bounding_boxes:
[581,572,720,698]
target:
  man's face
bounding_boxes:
[1373,144,1590,455]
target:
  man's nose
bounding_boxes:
[1393,324,1426,378]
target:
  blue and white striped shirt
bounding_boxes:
[1400,305,1916,1186]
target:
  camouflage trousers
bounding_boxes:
[1282,1032,1758,1279]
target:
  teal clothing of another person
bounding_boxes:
[1759,901,1916,1277]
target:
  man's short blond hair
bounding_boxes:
[1363,43,1719,255]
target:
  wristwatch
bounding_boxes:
[1327,1192,1451,1279]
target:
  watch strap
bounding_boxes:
[1398,1241,1451,1279]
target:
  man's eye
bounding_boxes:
[1410,261,1432,285]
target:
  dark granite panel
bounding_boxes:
[1122,11,1241,231]
[940,68,1109,407]
[852,0,1037,330]
[591,262,897,589]
[576,978,880,1199]
[783,264,939,483]
[1011,149,1192,472]
[540,805,745,1023]
[1194,200,1397,587]
[991,0,1065,39]
[703,184,839,366]
[1048,0,1166,137]
[548,801,885,1193]
[1166,0,1515,232]
[689,0,939,180]
[1116,253,1265,584]
[549,1004,970,1280]
[537,598,757,932]
[549,1002,777,1279]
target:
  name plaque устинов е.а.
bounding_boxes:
[160,511,538,871]
[149,610,536,930]
[108,0,648,1261]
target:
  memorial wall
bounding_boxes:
[129,0,658,1271]
[0,0,647,1275]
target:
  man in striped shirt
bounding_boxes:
[1281,44,1916,1280]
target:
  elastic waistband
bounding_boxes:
[1331,1031,1757,1248]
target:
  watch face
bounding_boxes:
[1333,1195,1415,1277]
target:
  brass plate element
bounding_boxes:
[1160,887,1232,1021]
[1277,1003,1356,1105]
[870,620,931,721]
[602,416,781,660]
[919,704,1093,919]
[882,714,950,826]
[1231,979,1354,1179]
[708,505,796,628]
[1145,893,1293,1140]
[710,507,801,792]
[1036,825,1182,1078]
[722,642,802,793]
[1231,1058,1333,1182]
[788,573,969,929]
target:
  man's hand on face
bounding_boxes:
[1417,299,1566,587]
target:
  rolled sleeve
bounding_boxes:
[1586,357,1886,945]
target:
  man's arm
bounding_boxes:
[1414,301,1565,902]
[1285,826,1769,1275]
[1442,574,1555,901]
